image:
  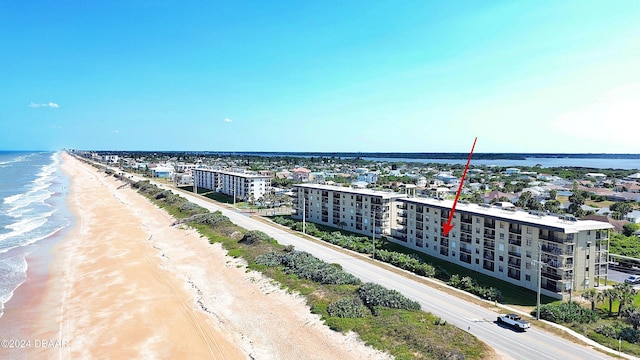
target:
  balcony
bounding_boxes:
[508,250,521,257]
[542,270,567,281]
[483,260,494,272]
[483,240,495,249]
[541,245,564,256]
[460,246,472,254]
[440,239,449,247]
[416,220,423,229]
[416,231,424,238]
[508,234,522,246]
[508,269,521,280]
[460,234,472,243]
[508,257,521,267]
[509,225,522,234]
[483,229,496,240]
[397,219,407,225]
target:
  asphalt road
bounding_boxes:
[151,184,627,360]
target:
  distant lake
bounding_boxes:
[361,157,640,170]
[228,152,640,170]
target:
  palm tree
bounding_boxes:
[603,288,618,316]
[581,289,598,311]
[624,307,640,330]
[596,290,607,313]
[616,283,637,318]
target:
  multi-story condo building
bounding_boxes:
[392,197,612,299]
[290,184,613,300]
[292,184,406,237]
[193,168,271,201]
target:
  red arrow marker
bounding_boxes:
[443,137,477,237]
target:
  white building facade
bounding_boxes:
[290,184,612,300]
[193,169,271,201]
[392,197,612,299]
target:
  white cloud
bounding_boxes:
[29,102,60,108]
[224,118,233,123]
[113,130,120,133]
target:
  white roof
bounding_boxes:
[294,183,407,200]
[399,197,613,233]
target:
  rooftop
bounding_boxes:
[398,197,614,233]
[194,168,271,179]
[293,183,408,200]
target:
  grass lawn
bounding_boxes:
[382,241,556,306]
[584,199,616,209]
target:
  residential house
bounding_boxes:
[292,167,311,182]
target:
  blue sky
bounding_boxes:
[1,1,639,153]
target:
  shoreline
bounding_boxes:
[0,218,69,358]
[1,152,389,359]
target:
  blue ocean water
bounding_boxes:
[0,151,72,318]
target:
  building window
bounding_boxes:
[499,265,504,272]
[526,262,531,270]
[526,250,531,258]
[527,228,532,234]
[475,259,479,264]
[525,274,531,281]
[526,238,532,246]
[476,248,480,254]
[500,223,504,229]
[499,255,504,262]
[499,233,505,240]
[452,251,456,256]
[476,238,480,244]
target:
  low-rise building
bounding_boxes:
[193,169,271,201]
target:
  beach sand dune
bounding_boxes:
[15,154,389,359]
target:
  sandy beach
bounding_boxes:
[1,153,389,359]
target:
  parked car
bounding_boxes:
[624,275,640,285]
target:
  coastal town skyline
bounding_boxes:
[2,2,640,153]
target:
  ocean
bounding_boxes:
[0,151,72,318]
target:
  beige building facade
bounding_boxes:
[291,184,612,300]
[292,184,406,237]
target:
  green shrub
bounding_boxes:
[280,251,361,285]
[254,252,284,267]
[532,301,599,324]
[357,282,421,311]
[327,296,367,318]
[240,230,275,245]
[448,275,503,302]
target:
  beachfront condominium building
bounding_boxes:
[292,184,407,237]
[193,168,271,202]
[392,197,612,299]
[290,184,612,300]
